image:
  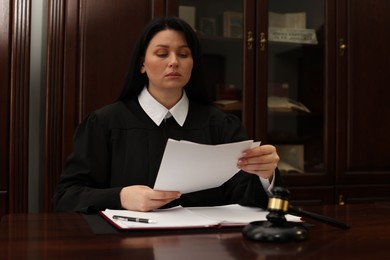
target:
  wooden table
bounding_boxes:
[1,203,389,259]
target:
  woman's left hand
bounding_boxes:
[237,144,279,180]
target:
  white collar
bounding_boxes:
[138,87,189,126]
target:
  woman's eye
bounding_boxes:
[156,53,168,57]
[154,50,191,58]
[178,53,190,58]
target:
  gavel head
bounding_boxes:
[266,186,291,226]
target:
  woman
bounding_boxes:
[53,16,280,213]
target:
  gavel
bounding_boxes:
[242,186,349,242]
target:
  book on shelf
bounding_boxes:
[269,12,306,29]
[268,12,318,44]
[99,204,301,230]
[268,96,311,113]
[179,6,196,30]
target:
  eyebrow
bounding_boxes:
[153,44,190,49]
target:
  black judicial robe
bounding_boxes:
[53,98,282,213]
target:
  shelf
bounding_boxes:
[214,100,242,111]
[268,110,322,117]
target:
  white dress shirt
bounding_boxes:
[138,86,188,126]
[138,86,274,193]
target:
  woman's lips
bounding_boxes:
[166,72,181,77]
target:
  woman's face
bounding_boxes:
[141,29,193,95]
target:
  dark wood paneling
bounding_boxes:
[44,0,67,213]
[79,0,152,116]
[242,0,256,139]
[0,0,31,216]
[336,0,390,185]
[346,0,390,170]
[166,0,179,16]
[287,186,334,206]
[5,0,31,214]
[255,0,269,142]
[0,1,11,201]
[44,0,168,211]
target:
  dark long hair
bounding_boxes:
[117,16,211,105]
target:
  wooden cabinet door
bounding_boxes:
[43,0,167,211]
[257,0,336,205]
[335,0,390,203]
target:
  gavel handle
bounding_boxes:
[288,205,350,230]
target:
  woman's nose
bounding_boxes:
[168,54,178,67]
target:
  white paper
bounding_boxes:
[153,139,260,193]
[101,204,301,229]
[268,27,318,44]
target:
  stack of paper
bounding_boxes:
[100,204,301,230]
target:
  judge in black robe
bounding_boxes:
[53,16,281,213]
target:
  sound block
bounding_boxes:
[242,221,309,242]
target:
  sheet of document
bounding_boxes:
[153,139,260,193]
[101,204,301,230]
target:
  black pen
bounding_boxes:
[112,215,157,224]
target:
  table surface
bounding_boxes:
[1,202,390,259]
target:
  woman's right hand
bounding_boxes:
[119,185,181,212]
